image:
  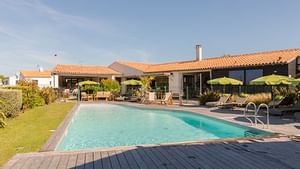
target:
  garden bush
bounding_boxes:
[247,93,271,105]
[0,89,22,117]
[40,87,57,104]
[6,80,45,109]
[198,90,220,105]
[100,79,121,95]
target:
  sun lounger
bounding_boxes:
[115,96,126,101]
[158,92,173,105]
[231,95,248,107]
[269,101,300,116]
[268,96,286,108]
[206,95,230,107]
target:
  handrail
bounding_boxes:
[243,102,257,126]
[256,103,269,128]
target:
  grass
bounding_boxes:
[0,102,75,166]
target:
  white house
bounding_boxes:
[2,74,19,86]
[19,68,53,88]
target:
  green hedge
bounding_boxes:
[0,89,22,117]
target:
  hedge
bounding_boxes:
[0,89,22,117]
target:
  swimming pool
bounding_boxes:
[56,103,271,151]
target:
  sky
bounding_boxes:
[0,0,300,75]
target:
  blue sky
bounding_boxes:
[0,0,300,75]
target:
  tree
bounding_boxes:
[139,76,155,94]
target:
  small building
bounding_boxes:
[2,74,19,86]
[52,64,122,90]
[19,68,52,88]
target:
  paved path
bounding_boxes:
[3,137,300,169]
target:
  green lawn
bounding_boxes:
[0,102,75,166]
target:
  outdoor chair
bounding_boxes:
[144,92,156,104]
[115,96,126,101]
[206,95,231,107]
[158,92,173,105]
[81,92,88,101]
[268,96,286,108]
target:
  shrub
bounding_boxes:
[40,87,57,104]
[100,79,121,95]
[0,89,22,117]
[199,90,220,105]
[247,93,271,105]
[6,80,44,109]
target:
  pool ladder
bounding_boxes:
[243,102,269,129]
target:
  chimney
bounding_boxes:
[39,66,44,72]
[196,45,202,61]
[195,44,202,61]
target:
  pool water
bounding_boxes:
[56,104,271,151]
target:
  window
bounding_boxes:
[229,70,244,83]
[246,69,263,84]
[297,57,300,74]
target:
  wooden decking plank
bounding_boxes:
[170,146,210,169]
[188,144,227,169]
[135,148,159,169]
[101,152,112,169]
[84,152,94,169]
[19,157,35,169]
[155,146,190,169]
[28,156,44,169]
[122,150,140,169]
[75,153,85,169]
[93,152,102,169]
[194,144,239,169]
[164,146,200,169]
[9,157,29,169]
[130,149,149,169]
[37,156,53,169]
[56,155,69,169]
[149,147,177,169]
[205,143,258,169]
[215,143,266,169]
[114,151,131,169]
[142,148,168,169]
[229,142,295,169]
[46,155,61,169]
[107,151,121,169]
[66,154,77,169]
[225,142,288,169]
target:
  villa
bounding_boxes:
[8,47,300,97]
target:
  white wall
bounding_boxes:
[28,77,53,88]
[288,58,297,77]
[168,72,183,95]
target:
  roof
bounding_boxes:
[53,64,121,75]
[113,61,152,72]
[20,70,52,78]
[145,48,300,73]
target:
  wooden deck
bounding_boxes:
[3,137,300,169]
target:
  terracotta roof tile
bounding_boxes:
[53,64,121,75]
[114,61,152,72]
[20,70,52,78]
[145,48,300,73]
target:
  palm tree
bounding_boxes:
[139,76,155,94]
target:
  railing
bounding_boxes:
[243,102,270,129]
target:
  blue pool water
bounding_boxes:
[56,104,271,151]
